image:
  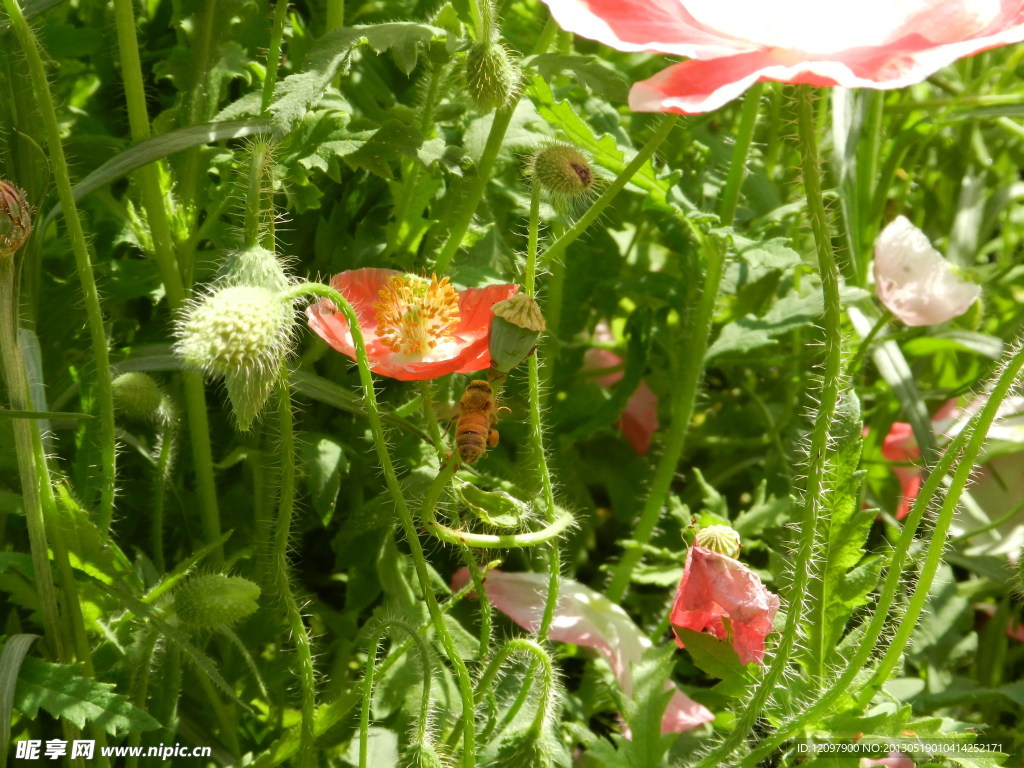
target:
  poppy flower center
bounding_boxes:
[373,274,461,355]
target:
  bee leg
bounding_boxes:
[487,429,500,448]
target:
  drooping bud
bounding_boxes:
[491,728,553,768]
[527,144,597,212]
[465,42,520,110]
[695,524,742,559]
[218,245,290,292]
[111,372,168,423]
[488,294,545,374]
[173,574,261,628]
[0,181,32,257]
[175,285,294,429]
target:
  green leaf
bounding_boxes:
[735,236,803,271]
[456,482,531,528]
[269,24,445,134]
[524,53,629,101]
[43,119,270,227]
[300,433,349,526]
[13,656,159,735]
[0,635,39,768]
[673,628,754,694]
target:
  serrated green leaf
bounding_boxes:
[269,24,445,134]
[1,635,39,768]
[524,53,629,101]
[13,656,159,735]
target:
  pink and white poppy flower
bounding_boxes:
[670,544,780,665]
[539,0,1024,113]
[874,217,981,327]
[451,568,715,734]
[583,347,660,455]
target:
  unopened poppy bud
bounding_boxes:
[176,285,294,429]
[173,574,261,628]
[218,244,290,292]
[493,728,553,768]
[465,42,520,110]
[528,144,597,212]
[0,181,32,257]
[488,293,545,373]
[111,372,166,423]
[695,524,741,559]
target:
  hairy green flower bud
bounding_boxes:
[174,574,261,628]
[219,245,290,292]
[695,524,742,559]
[488,294,545,373]
[176,285,294,429]
[527,144,598,212]
[111,372,167,423]
[492,728,553,768]
[0,181,32,257]
[465,42,520,110]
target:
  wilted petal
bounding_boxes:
[452,568,714,733]
[861,753,915,768]
[670,545,779,665]
[873,217,981,327]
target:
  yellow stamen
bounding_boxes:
[373,273,461,355]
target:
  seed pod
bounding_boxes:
[111,372,167,423]
[488,294,545,374]
[173,574,261,628]
[0,181,32,257]
[695,524,742,559]
[401,742,448,768]
[527,144,597,212]
[175,285,294,430]
[465,42,520,110]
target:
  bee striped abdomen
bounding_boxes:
[456,380,498,464]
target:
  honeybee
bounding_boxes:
[456,380,499,464]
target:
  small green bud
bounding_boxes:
[465,42,520,110]
[527,144,597,212]
[176,285,293,429]
[0,181,32,257]
[111,372,167,423]
[695,524,742,559]
[488,294,545,373]
[219,245,290,293]
[492,729,553,768]
[173,574,261,628]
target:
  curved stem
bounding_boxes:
[719,82,763,226]
[360,619,433,768]
[695,83,845,767]
[273,374,317,765]
[524,183,560,640]
[281,281,477,767]
[5,0,117,530]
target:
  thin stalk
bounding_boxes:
[152,425,175,572]
[360,619,433,768]
[524,183,560,640]
[0,259,65,659]
[419,380,447,460]
[261,0,290,115]
[604,222,726,603]
[4,0,117,529]
[541,115,679,268]
[694,83,846,766]
[719,82,764,226]
[280,281,477,767]
[111,0,223,563]
[432,13,557,273]
[272,374,317,765]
